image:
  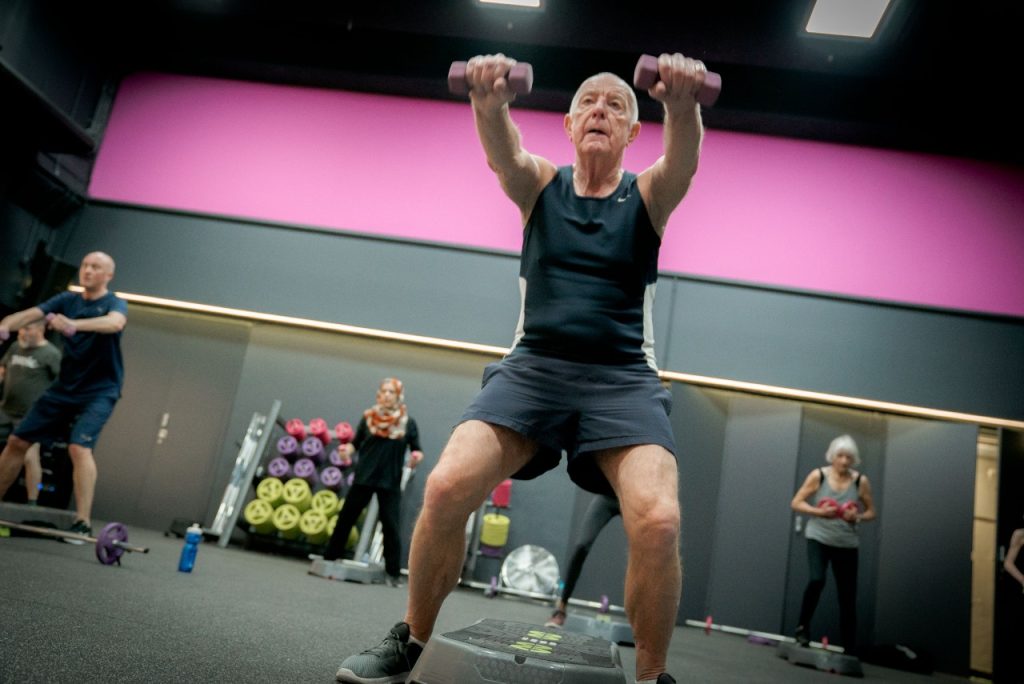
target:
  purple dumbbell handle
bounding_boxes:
[448,61,534,96]
[633,54,721,108]
[0,328,8,341]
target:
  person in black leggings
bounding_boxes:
[790,434,877,654]
[546,492,621,626]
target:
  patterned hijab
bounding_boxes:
[363,377,408,440]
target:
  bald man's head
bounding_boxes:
[79,251,116,294]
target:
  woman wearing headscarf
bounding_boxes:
[323,378,424,585]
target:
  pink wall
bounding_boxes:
[90,73,1024,318]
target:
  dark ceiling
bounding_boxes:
[62,1,1024,167]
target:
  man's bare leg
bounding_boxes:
[0,436,31,499]
[597,444,681,682]
[24,443,42,502]
[404,420,536,642]
[68,445,97,525]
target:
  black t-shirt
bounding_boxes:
[351,416,421,491]
[38,291,128,398]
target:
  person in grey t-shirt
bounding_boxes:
[790,434,877,655]
[0,320,61,504]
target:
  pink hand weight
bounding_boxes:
[448,61,534,96]
[633,54,722,107]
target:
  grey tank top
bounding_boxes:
[804,467,861,549]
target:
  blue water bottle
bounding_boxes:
[178,523,203,573]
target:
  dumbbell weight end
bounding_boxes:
[448,61,534,96]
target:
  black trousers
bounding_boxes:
[798,538,859,651]
[322,483,403,577]
[561,494,621,602]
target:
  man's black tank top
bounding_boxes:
[511,165,661,368]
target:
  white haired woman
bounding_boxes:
[790,434,877,655]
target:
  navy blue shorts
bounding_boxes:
[459,353,675,496]
[0,410,19,442]
[13,391,119,449]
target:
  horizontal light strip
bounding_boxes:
[478,0,542,7]
[74,287,1024,431]
[660,370,1024,431]
[69,287,508,357]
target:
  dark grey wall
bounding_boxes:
[63,202,1024,423]
[673,383,728,622]
[663,278,1024,422]
[705,396,801,631]
[63,204,524,350]
[874,418,977,674]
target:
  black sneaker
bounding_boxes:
[63,520,92,545]
[794,625,810,648]
[336,621,422,683]
[656,674,677,684]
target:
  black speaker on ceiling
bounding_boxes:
[8,151,89,227]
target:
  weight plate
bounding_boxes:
[500,544,560,594]
[95,522,128,566]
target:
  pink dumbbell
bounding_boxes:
[334,421,354,445]
[285,418,306,441]
[448,60,534,96]
[0,329,8,341]
[633,54,722,108]
[309,417,331,445]
[44,313,75,337]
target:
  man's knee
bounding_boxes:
[68,444,95,462]
[422,460,481,515]
[3,434,32,456]
[629,495,680,547]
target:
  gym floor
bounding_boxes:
[1,523,968,683]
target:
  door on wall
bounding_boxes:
[993,429,1024,682]
[91,306,250,531]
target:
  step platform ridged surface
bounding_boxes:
[307,558,385,583]
[564,613,635,646]
[408,618,627,684]
[776,641,864,678]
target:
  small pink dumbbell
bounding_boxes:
[45,313,75,337]
[448,60,534,96]
[633,54,722,108]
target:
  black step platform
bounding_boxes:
[777,641,864,677]
[408,618,627,684]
